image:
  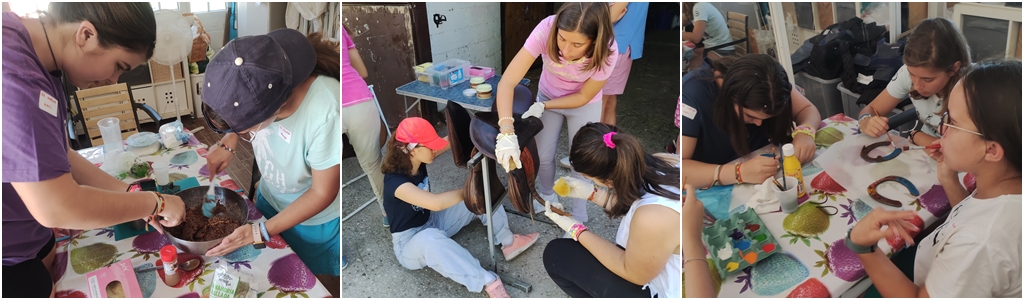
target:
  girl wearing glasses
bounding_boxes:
[857,18,971,146]
[848,60,1021,297]
[199,29,341,297]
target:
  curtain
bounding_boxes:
[286,2,340,40]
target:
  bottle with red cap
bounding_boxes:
[160,245,181,286]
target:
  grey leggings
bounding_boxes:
[534,93,602,223]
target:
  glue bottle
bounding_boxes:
[782,143,806,198]
[160,245,181,286]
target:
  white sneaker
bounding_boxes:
[558,156,571,169]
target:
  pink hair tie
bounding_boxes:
[603,132,617,149]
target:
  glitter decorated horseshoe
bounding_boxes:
[867,176,919,207]
[861,141,902,162]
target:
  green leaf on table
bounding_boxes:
[189,279,197,291]
[910,199,923,211]
[258,292,266,298]
[276,291,287,298]
[814,250,824,257]
[299,292,308,298]
[268,287,278,291]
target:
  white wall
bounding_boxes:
[237,2,287,38]
[425,2,503,73]
[195,10,229,55]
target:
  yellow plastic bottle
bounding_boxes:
[782,143,806,198]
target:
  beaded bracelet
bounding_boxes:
[858,113,873,123]
[499,125,515,132]
[569,223,588,241]
[214,141,236,154]
[498,116,515,124]
[734,162,744,184]
[792,124,816,139]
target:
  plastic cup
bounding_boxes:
[152,161,170,185]
[98,117,124,160]
[773,176,799,214]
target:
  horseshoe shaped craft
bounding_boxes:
[861,141,902,162]
[867,176,919,207]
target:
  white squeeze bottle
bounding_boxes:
[782,143,806,198]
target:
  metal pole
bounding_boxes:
[889,2,901,42]
[482,156,496,271]
[769,2,795,84]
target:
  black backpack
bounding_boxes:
[792,17,888,80]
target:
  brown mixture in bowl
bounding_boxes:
[166,203,244,241]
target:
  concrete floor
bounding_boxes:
[341,28,681,298]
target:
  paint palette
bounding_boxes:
[701,207,781,279]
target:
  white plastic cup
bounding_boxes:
[98,117,124,160]
[152,161,170,185]
[773,176,800,214]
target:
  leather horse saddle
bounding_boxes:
[444,84,569,216]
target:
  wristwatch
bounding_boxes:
[845,227,875,254]
[251,223,266,249]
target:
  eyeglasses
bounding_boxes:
[202,104,233,135]
[939,112,983,137]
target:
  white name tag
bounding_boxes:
[39,91,58,117]
[680,103,697,120]
[278,124,291,144]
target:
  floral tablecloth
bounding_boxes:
[685,114,961,298]
[54,129,331,298]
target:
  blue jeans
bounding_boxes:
[256,189,341,276]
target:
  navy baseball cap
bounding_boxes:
[201,28,316,133]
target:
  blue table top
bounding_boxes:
[395,75,530,111]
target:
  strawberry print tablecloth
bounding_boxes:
[684,114,965,298]
[55,130,331,298]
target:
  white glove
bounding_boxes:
[495,133,522,172]
[545,200,581,233]
[522,102,546,119]
[553,176,596,199]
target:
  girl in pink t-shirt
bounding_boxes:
[495,3,618,223]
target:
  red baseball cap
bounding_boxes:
[395,117,448,151]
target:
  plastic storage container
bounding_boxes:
[837,85,915,136]
[423,59,471,89]
[794,72,844,119]
[836,85,864,118]
[414,62,433,83]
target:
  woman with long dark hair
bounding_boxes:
[679,54,822,188]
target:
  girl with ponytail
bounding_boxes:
[541,123,714,298]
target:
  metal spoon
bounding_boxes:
[138,257,201,273]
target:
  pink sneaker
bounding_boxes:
[502,232,540,261]
[485,277,511,298]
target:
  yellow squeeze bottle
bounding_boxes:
[782,143,805,198]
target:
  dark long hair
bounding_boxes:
[47,2,157,59]
[903,18,971,113]
[711,54,794,155]
[380,135,415,176]
[570,123,681,218]
[307,32,340,81]
[547,2,615,73]
[960,60,1021,173]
